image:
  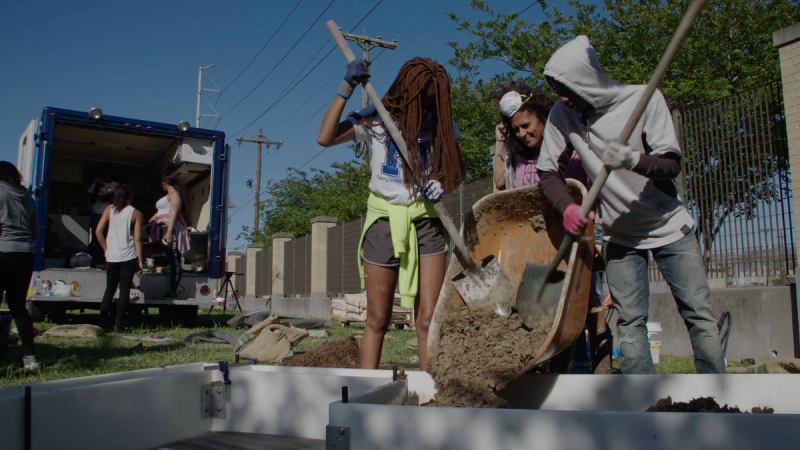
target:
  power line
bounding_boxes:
[217,0,337,121]
[348,0,385,31]
[267,67,345,136]
[229,45,338,148]
[220,1,304,95]
[230,0,386,138]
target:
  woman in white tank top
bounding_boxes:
[95,184,144,332]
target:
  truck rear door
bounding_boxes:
[17,119,38,192]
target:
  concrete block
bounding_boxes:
[227,252,246,298]
[310,216,337,295]
[240,295,269,312]
[270,233,293,299]
[608,287,795,361]
[774,23,800,47]
[246,244,263,298]
[269,292,331,320]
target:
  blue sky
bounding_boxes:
[0,0,578,251]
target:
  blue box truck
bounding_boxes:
[17,107,230,324]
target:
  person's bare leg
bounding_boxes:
[415,253,445,371]
[360,261,397,369]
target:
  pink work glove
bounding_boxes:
[562,203,595,235]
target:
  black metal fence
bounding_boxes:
[651,80,795,287]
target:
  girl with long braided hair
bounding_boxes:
[318,57,464,369]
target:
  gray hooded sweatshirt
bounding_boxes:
[537,35,694,249]
[0,181,38,253]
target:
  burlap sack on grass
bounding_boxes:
[235,317,309,364]
[42,324,104,338]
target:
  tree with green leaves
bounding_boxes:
[239,160,370,247]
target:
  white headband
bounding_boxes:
[499,91,530,118]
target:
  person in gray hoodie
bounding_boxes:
[536,36,724,374]
[0,161,40,371]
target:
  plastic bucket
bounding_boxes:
[647,322,662,364]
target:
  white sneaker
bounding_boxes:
[23,355,40,372]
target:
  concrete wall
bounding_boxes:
[269,292,330,320]
[607,286,797,360]
[774,23,800,268]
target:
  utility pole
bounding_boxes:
[235,129,282,235]
[341,30,397,163]
[196,64,220,127]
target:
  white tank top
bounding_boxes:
[105,205,137,263]
[155,195,171,216]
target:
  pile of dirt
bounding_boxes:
[426,304,554,408]
[284,336,361,368]
[283,335,395,370]
[646,396,774,413]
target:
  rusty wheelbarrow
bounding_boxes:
[426,180,595,376]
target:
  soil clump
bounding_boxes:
[283,335,394,369]
[426,304,554,408]
[646,396,773,413]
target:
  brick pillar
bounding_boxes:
[227,251,246,297]
[774,23,800,269]
[245,243,263,297]
[270,233,293,298]
[310,216,338,297]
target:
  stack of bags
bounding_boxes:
[331,293,414,326]
[331,293,368,322]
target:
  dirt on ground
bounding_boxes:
[425,303,554,408]
[283,335,395,370]
[646,396,774,413]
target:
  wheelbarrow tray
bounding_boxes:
[427,180,595,375]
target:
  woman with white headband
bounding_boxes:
[492,80,586,191]
[491,81,611,373]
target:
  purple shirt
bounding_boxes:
[513,150,587,187]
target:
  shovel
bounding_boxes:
[327,20,514,310]
[517,0,707,328]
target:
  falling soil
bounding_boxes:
[426,304,554,408]
[646,396,774,413]
[283,335,394,370]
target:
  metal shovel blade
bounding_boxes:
[516,263,566,328]
[452,254,515,309]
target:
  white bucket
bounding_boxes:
[646,322,662,364]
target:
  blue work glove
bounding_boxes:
[420,180,444,202]
[338,59,370,99]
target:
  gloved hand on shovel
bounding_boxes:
[562,203,596,235]
[338,59,370,100]
[602,141,641,170]
[420,180,444,202]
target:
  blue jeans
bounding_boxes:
[603,231,724,374]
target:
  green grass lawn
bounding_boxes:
[0,309,756,386]
[0,309,420,387]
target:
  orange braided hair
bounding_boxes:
[353,57,465,195]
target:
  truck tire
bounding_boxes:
[159,306,197,327]
[27,301,45,322]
